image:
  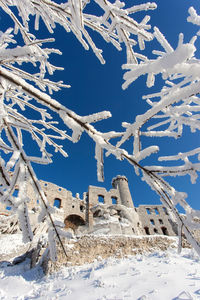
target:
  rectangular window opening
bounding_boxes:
[144,227,150,235]
[98,195,104,204]
[146,208,151,215]
[53,198,61,208]
[13,189,19,197]
[163,207,168,215]
[111,196,117,205]
[150,219,155,225]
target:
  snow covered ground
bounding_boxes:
[0,235,200,300]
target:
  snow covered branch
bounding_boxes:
[0,1,199,259]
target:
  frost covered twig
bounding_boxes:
[1,117,68,257]
[0,0,199,260]
[0,0,156,64]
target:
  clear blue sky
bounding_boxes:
[1,0,200,210]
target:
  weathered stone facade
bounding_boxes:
[0,175,177,237]
[137,205,176,236]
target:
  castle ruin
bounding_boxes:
[0,175,177,237]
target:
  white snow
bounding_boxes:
[0,234,200,300]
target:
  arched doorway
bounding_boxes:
[64,214,85,232]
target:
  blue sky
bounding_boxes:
[1,0,200,210]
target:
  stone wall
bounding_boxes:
[137,205,176,236]
[42,235,177,274]
[88,186,120,206]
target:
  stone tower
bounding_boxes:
[112,175,143,235]
[112,175,134,208]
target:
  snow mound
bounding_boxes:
[0,247,199,300]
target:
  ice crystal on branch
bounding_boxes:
[0,0,156,64]
[118,8,200,255]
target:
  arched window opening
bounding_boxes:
[53,198,61,208]
[154,208,159,215]
[6,206,12,211]
[98,195,104,204]
[111,196,117,205]
[161,227,169,236]
[150,219,155,225]
[154,228,158,234]
[144,226,150,235]
[159,219,163,224]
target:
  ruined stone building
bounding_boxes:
[0,175,177,237]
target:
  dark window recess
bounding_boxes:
[6,206,12,211]
[53,198,61,208]
[146,208,151,215]
[111,197,117,205]
[98,195,104,204]
[93,209,101,218]
[72,205,75,208]
[85,194,89,203]
[80,205,84,212]
[154,208,159,215]
[163,207,168,215]
[150,219,155,225]
[144,227,150,235]
[159,219,163,224]
[154,228,158,234]
[161,227,169,236]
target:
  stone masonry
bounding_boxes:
[0,175,177,237]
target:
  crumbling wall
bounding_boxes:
[137,205,176,236]
[27,180,87,226]
[0,177,180,238]
[88,186,120,206]
[41,235,177,274]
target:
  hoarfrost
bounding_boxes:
[0,0,199,259]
